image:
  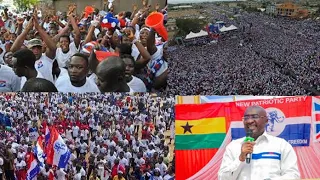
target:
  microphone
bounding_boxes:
[245,129,254,164]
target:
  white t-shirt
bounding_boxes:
[20,70,45,90]
[156,162,168,176]
[56,168,66,180]
[80,142,88,154]
[0,65,21,92]
[149,46,168,77]
[53,67,68,84]
[81,129,89,140]
[80,167,86,176]
[98,166,110,180]
[56,42,79,68]
[43,22,50,32]
[134,157,145,167]
[72,126,79,137]
[66,129,73,140]
[59,19,68,30]
[55,75,100,93]
[163,174,174,180]
[35,54,54,83]
[73,172,81,180]
[15,160,27,170]
[127,76,146,92]
[0,157,3,174]
[119,157,129,167]
[131,44,140,61]
[0,44,5,64]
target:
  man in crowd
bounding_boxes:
[0,92,175,179]
[0,1,168,92]
[96,56,132,93]
[55,53,100,93]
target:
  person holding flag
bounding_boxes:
[46,126,71,169]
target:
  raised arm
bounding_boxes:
[53,16,66,29]
[16,21,23,36]
[52,24,70,43]
[40,16,47,28]
[68,14,81,48]
[10,18,33,53]
[88,50,99,74]
[126,29,151,69]
[134,40,151,69]
[83,24,96,45]
[33,14,57,59]
[146,28,157,55]
[131,4,138,20]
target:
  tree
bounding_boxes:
[176,18,206,37]
[13,0,39,11]
[317,4,320,15]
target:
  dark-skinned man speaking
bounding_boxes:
[218,106,300,180]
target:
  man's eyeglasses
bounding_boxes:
[68,65,84,70]
[242,115,266,121]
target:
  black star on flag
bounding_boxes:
[181,122,193,134]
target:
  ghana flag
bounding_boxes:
[175,103,228,180]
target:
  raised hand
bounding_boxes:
[142,0,148,7]
[155,3,160,10]
[133,4,138,12]
[118,11,126,19]
[33,14,40,30]
[17,17,24,25]
[25,17,34,31]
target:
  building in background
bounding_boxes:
[266,3,277,15]
[246,0,263,9]
[276,2,309,18]
[276,2,299,16]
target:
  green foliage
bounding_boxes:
[317,5,320,15]
[175,18,206,37]
[14,0,39,11]
[262,1,271,9]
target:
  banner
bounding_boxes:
[312,97,320,142]
[230,96,311,147]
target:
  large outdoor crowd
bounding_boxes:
[0,0,168,93]
[168,5,320,96]
[0,92,175,180]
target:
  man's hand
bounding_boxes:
[33,14,41,30]
[239,141,255,162]
[133,4,138,12]
[17,17,24,25]
[142,0,148,7]
[155,3,160,11]
[25,17,34,31]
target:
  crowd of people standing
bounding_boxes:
[0,92,175,180]
[0,0,168,93]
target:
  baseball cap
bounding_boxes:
[27,38,42,49]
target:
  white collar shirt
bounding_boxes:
[218,131,300,180]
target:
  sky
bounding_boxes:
[168,0,242,4]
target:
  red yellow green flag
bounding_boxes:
[175,103,227,180]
